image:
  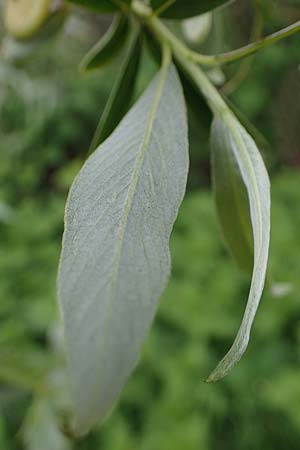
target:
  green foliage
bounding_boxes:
[2,158,300,449]
[2,0,300,444]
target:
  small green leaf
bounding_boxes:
[151,0,233,19]
[80,15,129,72]
[58,59,189,434]
[68,0,130,13]
[175,61,212,131]
[89,25,142,152]
[207,114,270,382]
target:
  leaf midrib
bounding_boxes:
[96,54,172,397]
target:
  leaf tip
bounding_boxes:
[205,368,226,384]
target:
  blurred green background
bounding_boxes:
[1,0,300,449]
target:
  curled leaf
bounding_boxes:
[207,114,270,382]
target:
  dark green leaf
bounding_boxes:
[80,15,130,72]
[151,0,233,19]
[58,61,189,435]
[89,25,142,152]
[176,61,212,131]
[144,27,162,66]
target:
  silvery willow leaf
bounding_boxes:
[58,60,189,434]
[207,114,270,382]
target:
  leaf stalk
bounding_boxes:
[132,1,300,66]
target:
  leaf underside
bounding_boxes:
[207,115,270,382]
[58,63,189,434]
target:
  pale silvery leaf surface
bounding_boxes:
[58,62,189,434]
[207,114,270,382]
[182,13,212,45]
[23,400,71,450]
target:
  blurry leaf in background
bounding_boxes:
[206,66,226,86]
[0,415,10,450]
[0,347,52,392]
[182,12,212,45]
[3,0,69,41]
[89,24,143,151]
[0,202,15,224]
[23,399,71,450]
[58,63,189,435]
[79,14,129,72]
[208,115,270,382]
[151,0,233,19]
[4,0,52,39]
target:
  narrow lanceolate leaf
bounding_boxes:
[89,26,142,152]
[80,15,129,72]
[207,114,270,382]
[58,60,189,435]
[68,0,130,13]
[151,0,233,19]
